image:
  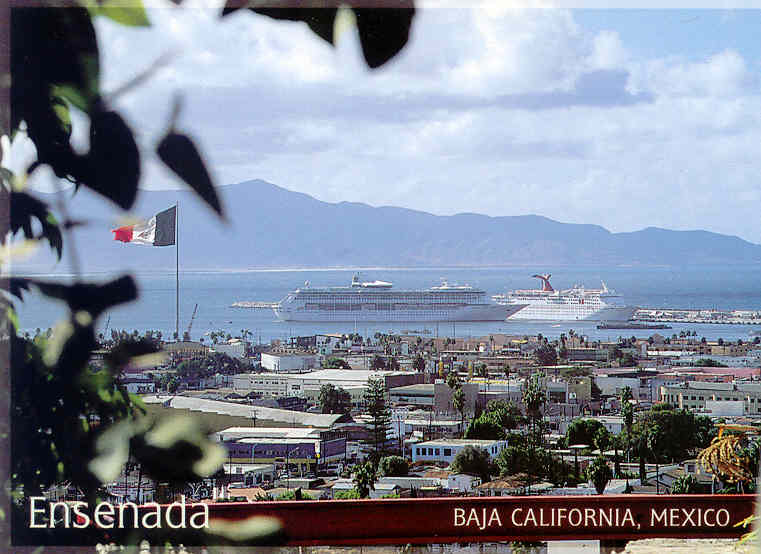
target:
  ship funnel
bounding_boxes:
[531,274,554,292]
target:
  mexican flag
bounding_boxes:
[112,206,176,246]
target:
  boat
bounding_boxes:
[493,274,637,321]
[273,274,526,322]
[596,322,672,330]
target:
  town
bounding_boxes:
[41,326,761,508]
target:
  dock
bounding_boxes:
[231,301,279,309]
[634,308,761,325]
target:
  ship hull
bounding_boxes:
[505,304,637,321]
[273,303,525,322]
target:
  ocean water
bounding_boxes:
[13,265,761,343]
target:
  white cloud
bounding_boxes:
[15,6,761,245]
[588,30,628,70]
[630,49,753,98]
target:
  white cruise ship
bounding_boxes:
[273,274,526,322]
[493,274,636,321]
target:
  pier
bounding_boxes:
[231,301,279,309]
[634,308,761,325]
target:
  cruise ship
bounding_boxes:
[273,274,526,322]
[493,274,637,321]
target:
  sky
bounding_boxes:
[10,2,761,244]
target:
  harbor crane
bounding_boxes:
[185,303,198,340]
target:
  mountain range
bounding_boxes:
[15,179,761,273]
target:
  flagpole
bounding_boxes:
[176,201,179,342]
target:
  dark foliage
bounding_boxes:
[6,1,414,545]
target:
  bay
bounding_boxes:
[15,265,761,344]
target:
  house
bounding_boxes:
[261,352,318,373]
[446,473,481,493]
[411,439,508,465]
[476,476,553,496]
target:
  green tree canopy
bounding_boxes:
[586,456,613,494]
[363,377,391,465]
[566,418,606,448]
[533,344,558,366]
[632,407,714,463]
[318,383,352,414]
[352,462,376,498]
[323,356,350,369]
[378,455,409,477]
[6,2,415,545]
[450,445,495,483]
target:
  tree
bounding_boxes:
[533,344,557,366]
[485,400,523,430]
[620,386,633,403]
[323,356,350,369]
[318,383,352,414]
[387,356,401,371]
[566,418,606,448]
[587,456,613,494]
[620,352,637,367]
[621,395,634,466]
[522,373,546,447]
[631,406,714,464]
[670,474,699,494]
[464,417,505,441]
[465,400,523,440]
[378,455,409,477]
[450,446,495,483]
[364,377,391,466]
[446,370,460,390]
[452,386,466,437]
[412,354,426,372]
[594,427,611,454]
[352,462,376,499]
[6,3,414,545]
[694,358,728,368]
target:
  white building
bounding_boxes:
[213,339,247,359]
[594,376,641,398]
[120,376,155,394]
[411,439,508,465]
[261,352,318,373]
[660,381,761,415]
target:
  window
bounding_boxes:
[443,448,452,456]
[435,448,440,455]
[416,448,420,455]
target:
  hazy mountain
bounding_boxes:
[15,179,761,273]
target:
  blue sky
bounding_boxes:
[8,3,761,245]
[575,10,761,62]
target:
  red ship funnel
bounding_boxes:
[531,274,554,292]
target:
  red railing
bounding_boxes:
[206,494,756,545]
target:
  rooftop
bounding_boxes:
[143,395,349,428]
[416,439,504,447]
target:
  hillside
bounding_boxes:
[15,179,761,273]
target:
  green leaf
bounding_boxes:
[352,5,415,69]
[88,421,134,483]
[0,167,13,186]
[207,516,284,544]
[12,8,100,113]
[157,132,223,218]
[85,108,141,210]
[6,305,19,332]
[32,275,138,318]
[51,95,72,137]
[8,191,63,259]
[132,415,226,482]
[51,84,90,114]
[89,1,151,27]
